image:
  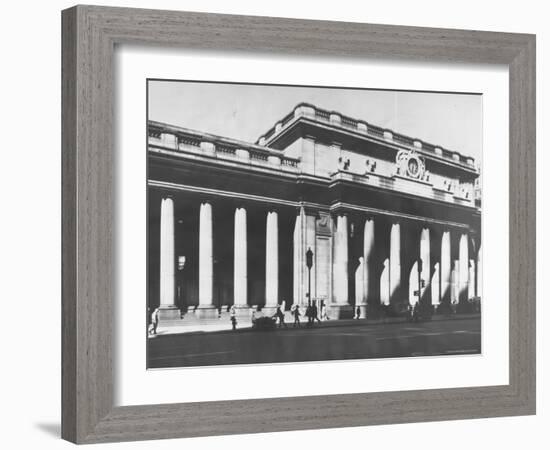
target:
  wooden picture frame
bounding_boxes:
[61,5,536,444]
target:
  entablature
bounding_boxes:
[148,180,478,233]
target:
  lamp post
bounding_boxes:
[418,257,422,304]
[414,257,425,320]
[177,256,186,314]
[306,247,313,306]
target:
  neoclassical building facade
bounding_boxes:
[147,103,481,319]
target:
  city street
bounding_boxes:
[148,316,481,368]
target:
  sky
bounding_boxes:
[148,80,482,161]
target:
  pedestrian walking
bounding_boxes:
[320,300,329,321]
[292,304,301,327]
[305,304,312,327]
[230,305,237,330]
[312,300,321,324]
[274,305,287,328]
[149,307,159,335]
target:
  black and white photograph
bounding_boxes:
[146,80,482,369]
[2,0,544,447]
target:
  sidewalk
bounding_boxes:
[150,311,481,337]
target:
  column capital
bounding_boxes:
[334,211,349,219]
[197,197,217,208]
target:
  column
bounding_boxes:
[265,210,279,312]
[380,258,390,305]
[159,197,176,314]
[389,221,401,303]
[333,214,349,305]
[355,257,364,318]
[458,233,469,302]
[440,230,451,304]
[409,261,419,306]
[305,213,317,301]
[420,227,431,304]
[198,201,215,317]
[362,217,375,317]
[233,207,248,309]
[468,259,476,299]
[452,259,460,304]
[293,208,303,306]
[477,245,482,298]
[431,262,440,307]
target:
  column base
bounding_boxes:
[233,305,252,319]
[327,304,355,320]
[157,306,181,320]
[195,305,219,319]
[261,306,279,317]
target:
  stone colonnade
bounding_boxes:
[157,195,480,318]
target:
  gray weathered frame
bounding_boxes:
[61,5,536,444]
